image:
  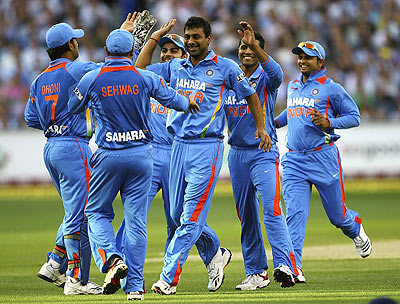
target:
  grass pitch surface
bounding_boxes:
[0,180,399,303]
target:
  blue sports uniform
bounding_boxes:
[275,68,362,269]
[147,50,255,286]
[224,57,297,276]
[115,97,176,254]
[25,58,98,283]
[68,56,189,293]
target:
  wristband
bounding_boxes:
[149,37,159,43]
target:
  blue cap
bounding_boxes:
[46,23,84,49]
[292,41,326,60]
[159,34,186,53]
[106,29,134,54]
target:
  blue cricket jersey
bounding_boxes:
[25,59,99,138]
[275,68,360,151]
[147,50,255,139]
[224,56,283,147]
[68,57,189,149]
[150,98,174,145]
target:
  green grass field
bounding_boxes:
[0,180,399,303]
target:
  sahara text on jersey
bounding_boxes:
[105,130,146,142]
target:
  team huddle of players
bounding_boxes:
[25,10,372,301]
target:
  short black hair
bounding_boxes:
[184,16,212,38]
[47,39,73,61]
[238,31,265,50]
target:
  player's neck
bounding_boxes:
[190,51,208,67]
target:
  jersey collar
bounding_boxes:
[248,64,264,81]
[183,50,216,67]
[48,58,71,68]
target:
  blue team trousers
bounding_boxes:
[161,137,222,286]
[228,145,296,276]
[44,136,91,281]
[115,143,175,254]
[281,144,362,269]
[85,144,152,293]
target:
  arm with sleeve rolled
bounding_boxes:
[327,83,360,129]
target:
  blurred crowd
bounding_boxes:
[0,0,399,130]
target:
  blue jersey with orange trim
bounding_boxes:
[68,57,189,149]
[150,98,173,145]
[274,68,360,151]
[25,59,99,138]
[224,57,283,147]
[147,50,255,139]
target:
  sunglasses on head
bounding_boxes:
[298,42,323,59]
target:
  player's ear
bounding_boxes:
[67,39,75,51]
[104,46,111,56]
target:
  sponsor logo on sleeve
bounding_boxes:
[74,87,83,100]
[236,72,246,83]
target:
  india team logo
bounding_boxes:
[311,88,320,96]
[205,69,215,77]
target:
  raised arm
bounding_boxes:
[134,19,177,69]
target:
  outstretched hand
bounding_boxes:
[150,19,177,41]
[237,21,256,47]
[120,12,140,33]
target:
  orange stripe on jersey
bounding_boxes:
[172,258,182,286]
[290,252,299,276]
[98,249,107,266]
[262,84,268,124]
[273,158,282,216]
[95,65,142,79]
[160,78,166,88]
[190,140,221,222]
[210,55,218,64]
[74,137,91,215]
[355,216,362,224]
[235,201,242,223]
[316,75,327,85]
[324,96,331,118]
[43,62,68,74]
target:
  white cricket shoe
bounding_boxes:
[64,276,102,295]
[37,259,66,288]
[273,265,295,288]
[235,270,270,291]
[127,291,144,300]
[295,266,306,283]
[151,278,177,295]
[353,224,372,258]
[207,247,232,292]
[102,258,128,294]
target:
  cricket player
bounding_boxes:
[135,16,270,295]
[115,34,188,253]
[24,22,102,295]
[68,29,199,301]
[274,41,372,283]
[224,21,296,289]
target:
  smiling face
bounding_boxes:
[297,51,325,77]
[160,42,185,63]
[183,27,211,61]
[238,40,261,68]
